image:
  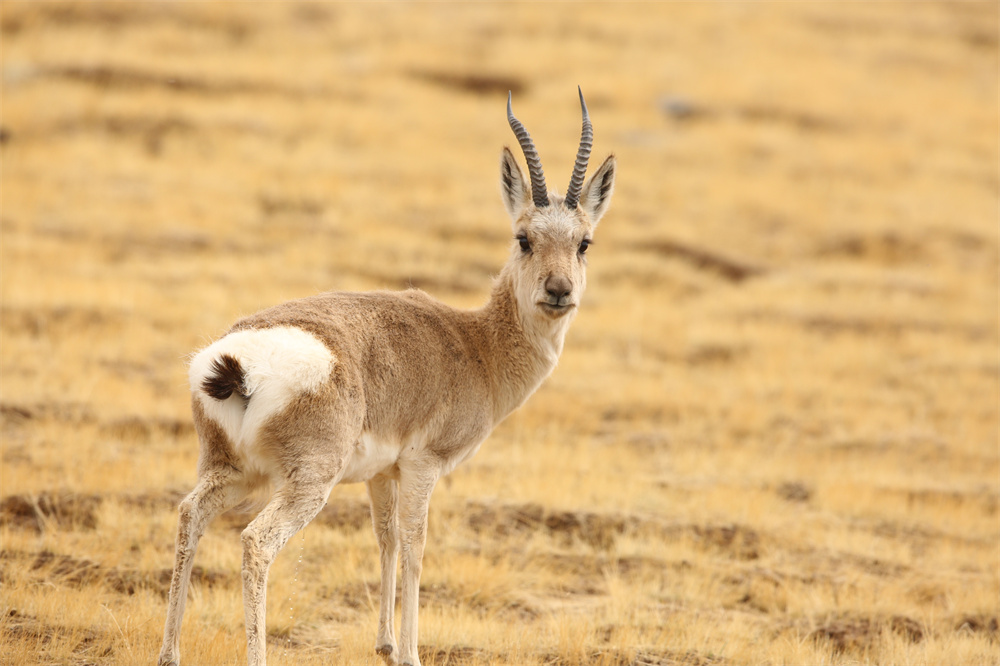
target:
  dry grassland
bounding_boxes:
[1,2,998,665]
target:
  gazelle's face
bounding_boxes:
[500,90,615,322]
[510,203,593,320]
[499,147,616,322]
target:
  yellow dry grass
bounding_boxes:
[1,2,997,665]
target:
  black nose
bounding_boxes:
[545,275,572,301]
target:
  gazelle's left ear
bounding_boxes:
[578,155,616,226]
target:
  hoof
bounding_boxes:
[376,644,397,664]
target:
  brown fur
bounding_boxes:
[227,279,544,463]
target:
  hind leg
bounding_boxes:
[158,467,246,666]
[241,479,335,666]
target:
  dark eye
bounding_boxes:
[579,238,591,254]
[517,235,531,253]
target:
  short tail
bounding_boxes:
[201,354,250,403]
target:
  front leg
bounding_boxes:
[396,466,439,666]
[366,475,399,664]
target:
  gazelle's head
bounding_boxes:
[500,88,616,323]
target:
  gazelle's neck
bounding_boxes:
[477,266,574,423]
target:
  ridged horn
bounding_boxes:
[564,86,593,210]
[507,91,550,208]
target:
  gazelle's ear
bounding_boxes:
[578,155,616,226]
[500,147,531,224]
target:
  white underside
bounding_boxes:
[339,433,403,484]
[189,326,335,456]
[338,430,483,485]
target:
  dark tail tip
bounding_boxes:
[201,354,249,403]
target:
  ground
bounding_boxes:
[1,2,998,665]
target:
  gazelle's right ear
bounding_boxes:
[500,147,531,224]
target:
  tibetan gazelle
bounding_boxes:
[158,88,616,666]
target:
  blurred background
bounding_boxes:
[2,2,997,665]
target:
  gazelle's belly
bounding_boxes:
[339,433,401,484]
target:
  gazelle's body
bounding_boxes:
[158,90,615,666]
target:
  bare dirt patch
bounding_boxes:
[956,614,999,642]
[808,614,927,655]
[100,416,195,442]
[465,502,633,550]
[542,648,728,666]
[410,70,527,96]
[1,610,112,661]
[0,493,102,532]
[1,548,234,597]
[42,64,325,99]
[464,502,766,559]
[626,239,764,283]
[1,305,126,338]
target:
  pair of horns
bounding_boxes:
[507,86,593,210]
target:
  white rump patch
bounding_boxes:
[189,326,335,451]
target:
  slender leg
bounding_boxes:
[241,482,332,666]
[366,475,400,664]
[158,470,245,666]
[396,467,439,666]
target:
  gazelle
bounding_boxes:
[157,88,616,666]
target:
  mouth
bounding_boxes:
[538,302,576,318]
